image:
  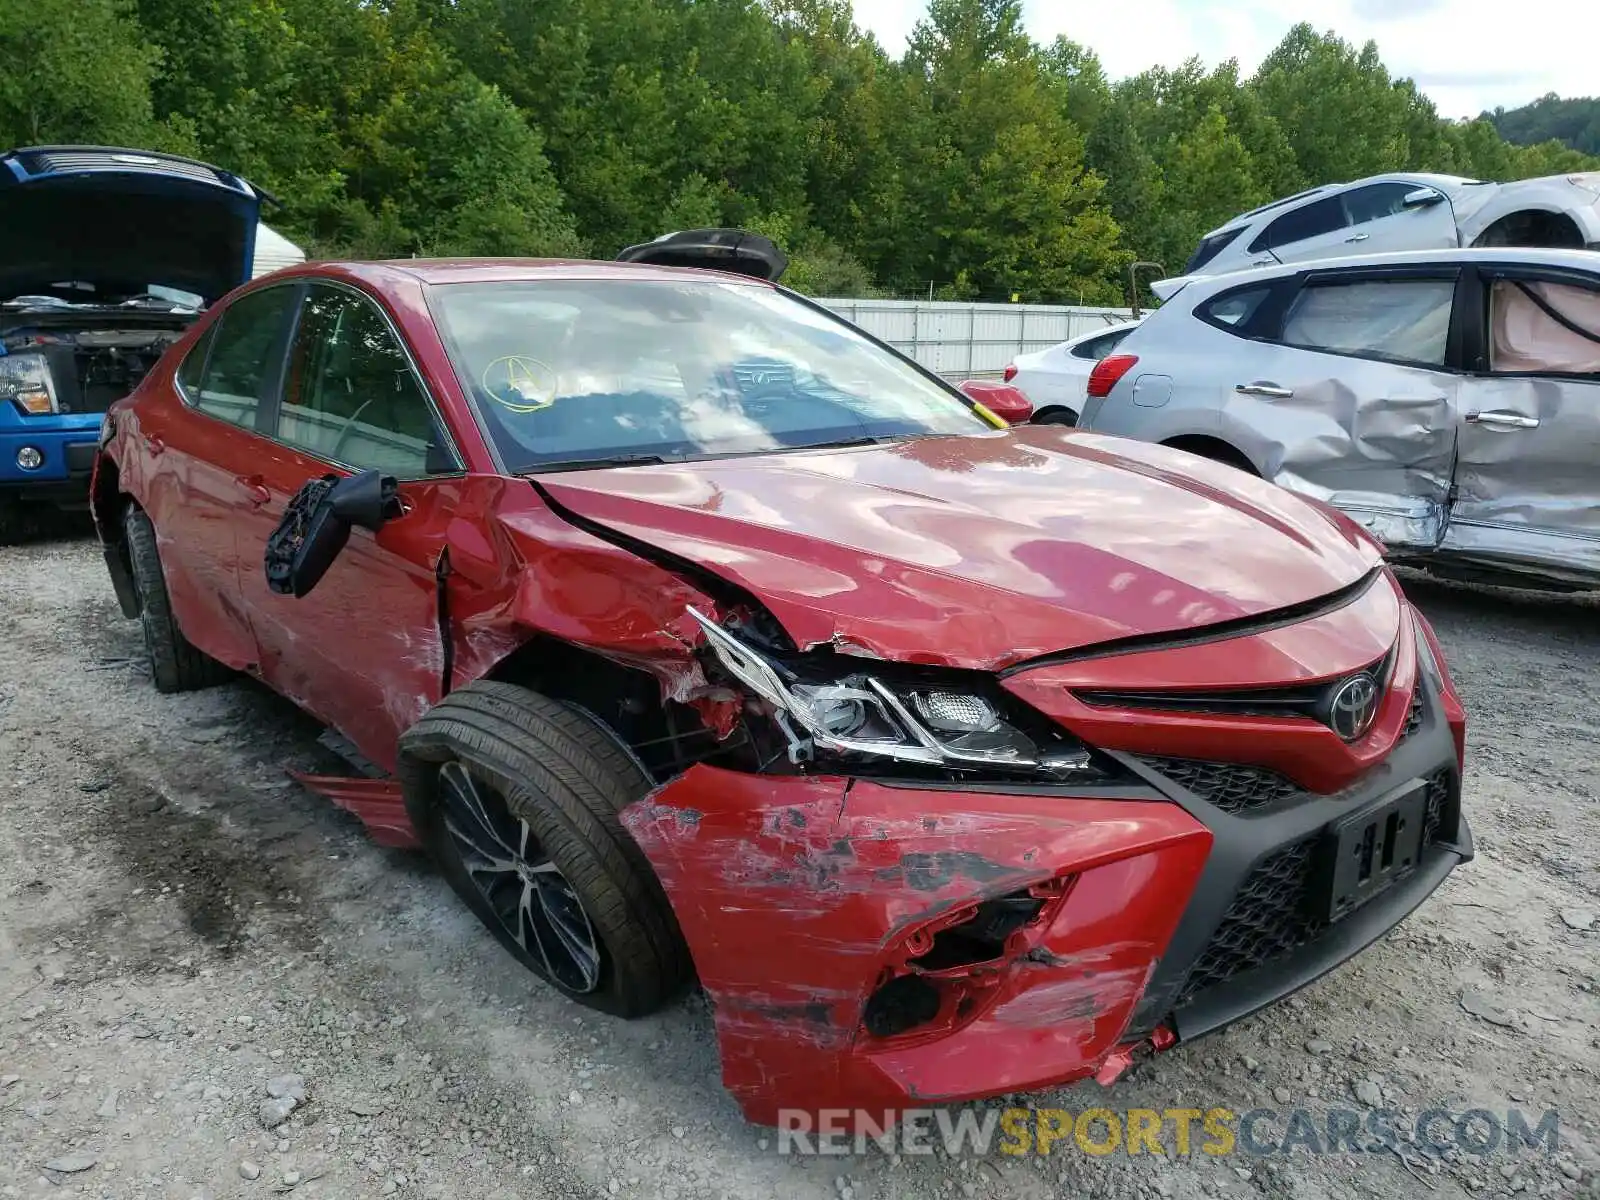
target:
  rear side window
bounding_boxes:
[175,323,216,398]
[1248,196,1346,253]
[1198,285,1274,331]
[1183,227,1245,274]
[1069,329,1133,360]
[193,285,298,429]
[1281,277,1455,367]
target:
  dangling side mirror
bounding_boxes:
[264,470,401,599]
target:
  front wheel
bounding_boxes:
[400,681,691,1017]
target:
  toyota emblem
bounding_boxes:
[1328,673,1380,741]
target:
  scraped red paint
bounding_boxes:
[621,766,1211,1125]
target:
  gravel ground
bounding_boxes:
[1,530,1596,1200]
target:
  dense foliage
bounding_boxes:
[1489,94,1600,158]
[1,0,1592,302]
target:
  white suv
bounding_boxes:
[1155,172,1600,300]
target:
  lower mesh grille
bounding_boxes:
[1403,687,1426,740]
[1175,765,1455,1008]
[1137,758,1304,814]
[1176,838,1325,1005]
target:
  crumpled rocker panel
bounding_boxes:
[621,767,1211,1126]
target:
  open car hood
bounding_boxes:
[616,228,788,282]
[0,146,265,306]
[534,427,1384,671]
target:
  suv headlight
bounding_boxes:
[0,354,57,415]
[689,608,1103,779]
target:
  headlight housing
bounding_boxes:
[0,354,57,415]
[689,607,1106,780]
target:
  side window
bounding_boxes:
[1069,330,1124,360]
[175,323,217,398]
[1489,277,1600,376]
[1281,277,1455,367]
[276,284,444,475]
[1341,183,1419,226]
[1198,285,1274,331]
[193,286,298,429]
[1248,196,1347,253]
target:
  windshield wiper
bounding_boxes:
[523,453,669,474]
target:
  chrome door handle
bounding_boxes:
[1465,410,1539,429]
[1345,232,1370,243]
[1235,382,1295,399]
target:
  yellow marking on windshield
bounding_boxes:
[481,355,557,413]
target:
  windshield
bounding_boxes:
[429,278,992,471]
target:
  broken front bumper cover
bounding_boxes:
[619,672,1469,1127]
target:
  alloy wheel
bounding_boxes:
[436,761,603,994]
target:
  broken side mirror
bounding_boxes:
[958,379,1034,425]
[1403,187,1445,209]
[264,469,401,599]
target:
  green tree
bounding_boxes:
[0,0,165,148]
[889,0,1124,301]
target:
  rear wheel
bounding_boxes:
[122,505,233,693]
[401,681,690,1017]
[1033,407,1078,427]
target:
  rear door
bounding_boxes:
[1443,263,1600,582]
[143,283,299,667]
[1216,266,1465,548]
[235,280,467,771]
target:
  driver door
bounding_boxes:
[1442,264,1600,580]
[237,280,466,772]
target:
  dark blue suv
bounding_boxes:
[0,146,265,540]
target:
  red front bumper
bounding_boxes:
[620,768,1212,1126]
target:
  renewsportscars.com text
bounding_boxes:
[775,1106,1561,1159]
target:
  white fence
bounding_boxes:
[816,298,1136,379]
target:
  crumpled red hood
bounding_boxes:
[533,427,1383,670]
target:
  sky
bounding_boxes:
[849,0,1598,118]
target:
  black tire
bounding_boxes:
[1033,407,1078,427]
[122,505,233,693]
[400,681,690,1017]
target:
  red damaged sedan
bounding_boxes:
[90,230,1471,1126]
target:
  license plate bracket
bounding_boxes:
[1324,783,1427,923]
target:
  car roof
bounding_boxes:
[1204,172,1486,239]
[1171,245,1600,298]
[287,258,779,289]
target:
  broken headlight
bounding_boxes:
[0,353,57,415]
[688,607,1101,779]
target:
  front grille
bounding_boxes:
[1176,837,1324,1005]
[1138,757,1304,814]
[1138,684,1431,816]
[1174,764,1455,1008]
